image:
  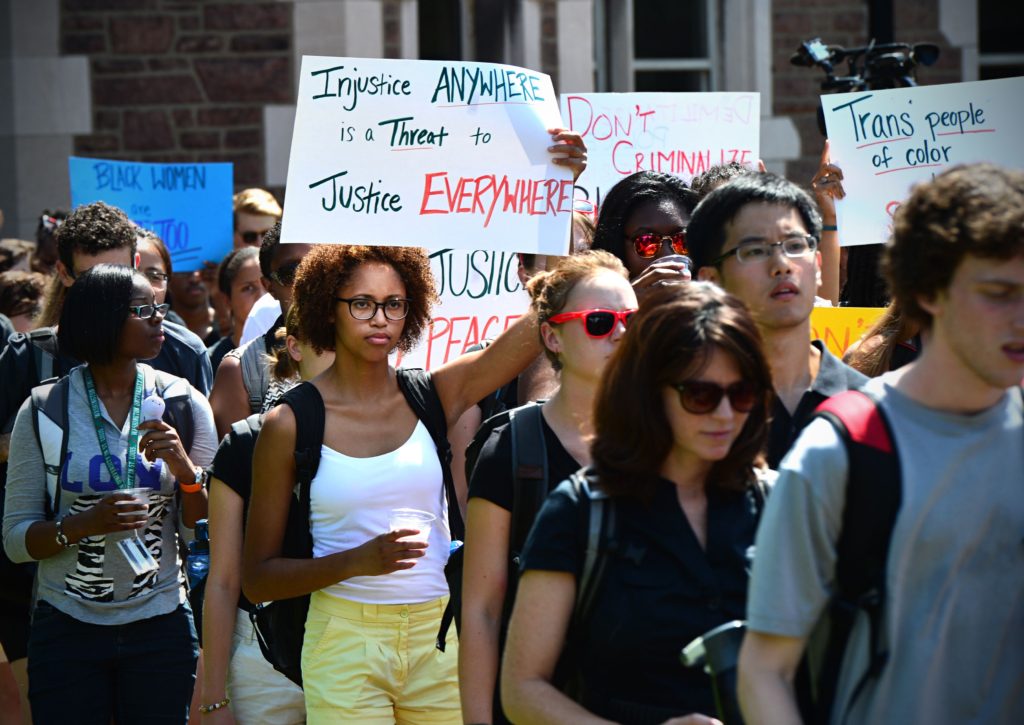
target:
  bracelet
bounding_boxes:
[178,480,203,494]
[822,224,838,232]
[199,697,230,714]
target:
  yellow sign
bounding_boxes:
[810,307,886,358]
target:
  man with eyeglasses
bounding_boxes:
[738,164,1024,724]
[232,188,282,250]
[209,222,312,437]
[687,173,867,468]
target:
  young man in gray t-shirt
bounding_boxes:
[738,164,1024,725]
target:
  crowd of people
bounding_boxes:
[0,129,1021,725]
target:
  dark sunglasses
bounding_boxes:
[671,380,760,415]
[547,308,636,338]
[631,231,687,259]
[240,229,271,245]
[269,260,300,286]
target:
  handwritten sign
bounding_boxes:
[810,307,885,358]
[561,92,760,212]
[394,248,529,371]
[822,76,1024,247]
[281,56,572,255]
[68,157,233,272]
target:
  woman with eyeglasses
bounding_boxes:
[501,282,774,725]
[2,264,217,723]
[591,171,700,297]
[206,247,267,374]
[459,250,636,725]
[240,243,552,724]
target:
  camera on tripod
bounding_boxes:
[792,37,940,135]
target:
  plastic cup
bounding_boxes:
[114,487,151,519]
[388,508,435,544]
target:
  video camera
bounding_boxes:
[791,37,940,135]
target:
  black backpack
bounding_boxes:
[249,368,463,686]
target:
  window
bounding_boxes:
[596,0,717,91]
[978,0,1024,80]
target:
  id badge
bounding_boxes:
[117,534,159,576]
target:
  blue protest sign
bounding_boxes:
[68,157,233,272]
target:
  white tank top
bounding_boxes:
[310,420,451,604]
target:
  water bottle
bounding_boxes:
[186,519,210,591]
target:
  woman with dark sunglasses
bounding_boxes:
[460,250,636,725]
[502,282,774,725]
[2,264,218,723]
[591,171,700,298]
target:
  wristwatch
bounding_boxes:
[55,516,72,548]
[179,466,206,494]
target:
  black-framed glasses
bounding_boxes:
[269,261,300,286]
[144,269,169,284]
[630,231,687,259]
[671,380,761,415]
[335,296,411,321]
[128,303,170,321]
[712,234,818,266]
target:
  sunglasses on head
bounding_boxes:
[241,229,271,245]
[671,380,760,415]
[547,308,637,338]
[631,231,687,259]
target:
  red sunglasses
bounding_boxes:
[547,308,637,338]
[631,231,687,259]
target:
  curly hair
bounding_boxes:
[293,245,437,355]
[591,282,772,501]
[56,201,137,275]
[884,163,1024,330]
[526,250,629,371]
[591,171,699,264]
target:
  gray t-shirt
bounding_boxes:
[747,375,1024,724]
[2,364,217,625]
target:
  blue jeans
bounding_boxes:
[27,600,199,724]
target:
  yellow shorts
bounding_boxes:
[301,590,461,725]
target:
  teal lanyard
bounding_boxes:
[83,368,144,491]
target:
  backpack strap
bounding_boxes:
[239,337,271,415]
[508,402,549,561]
[571,469,614,624]
[30,376,71,519]
[277,382,326,559]
[28,328,60,384]
[808,388,901,722]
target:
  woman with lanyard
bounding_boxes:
[502,283,773,725]
[2,264,218,724]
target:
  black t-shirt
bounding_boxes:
[207,336,235,375]
[468,408,581,512]
[520,476,760,723]
[209,415,262,613]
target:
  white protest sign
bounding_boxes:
[394,248,529,371]
[281,56,573,255]
[561,92,760,211]
[822,76,1024,246]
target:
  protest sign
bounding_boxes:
[394,248,529,370]
[810,307,885,358]
[822,76,1024,246]
[68,157,233,272]
[281,56,573,255]
[561,92,760,213]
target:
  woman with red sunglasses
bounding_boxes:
[502,282,774,725]
[591,171,700,297]
[460,250,637,725]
